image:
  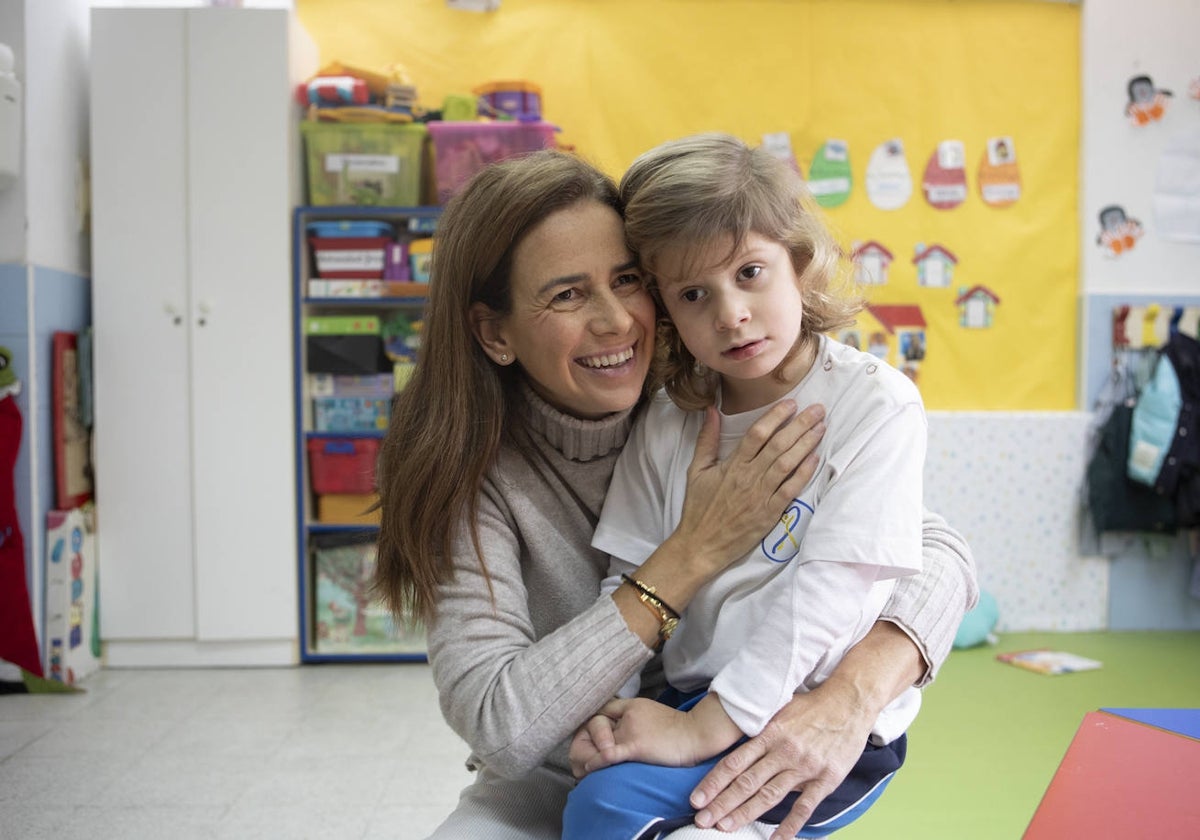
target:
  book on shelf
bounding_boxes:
[311,532,424,654]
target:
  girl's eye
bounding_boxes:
[681,288,706,303]
[739,265,763,282]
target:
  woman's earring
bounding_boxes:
[500,354,509,363]
[693,360,708,376]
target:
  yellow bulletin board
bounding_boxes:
[298,0,1080,410]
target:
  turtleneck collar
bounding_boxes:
[518,383,635,462]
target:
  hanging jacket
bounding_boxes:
[1155,331,1200,527]
[1128,350,1182,485]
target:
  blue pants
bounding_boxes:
[562,691,906,840]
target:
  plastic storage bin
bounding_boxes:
[310,236,393,278]
[302,122,427,206]
[427,121,556,204]
[408,238,434,282]
[473,80,543,121]
[306,220,395,238]
[315,493,381,525]
[308,437,380,495]
[313,397,390,433]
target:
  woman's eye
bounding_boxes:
[614,272,643,289]
[739,265,763,282]
[552,288,580,304]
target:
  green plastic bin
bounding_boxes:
[301,122,427,206]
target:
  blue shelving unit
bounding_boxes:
[293,205,440,663]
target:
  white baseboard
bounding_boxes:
[102,638,299,668]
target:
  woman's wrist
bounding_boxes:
[818,620,925,720]
[610,533,719,651]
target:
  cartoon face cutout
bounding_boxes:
[1097,204,1143,257]
[1128,76,1155,105]
[1125,75,1173,125]
[1100,205,1128,232]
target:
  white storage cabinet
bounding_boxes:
[90,8,317,666]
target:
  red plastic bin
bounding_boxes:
[308,437,380,495]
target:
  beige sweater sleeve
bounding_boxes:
[427,474,654,780]
[881,508,979,687]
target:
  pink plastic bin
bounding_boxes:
[427,121,557,204]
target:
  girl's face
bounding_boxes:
[485,200,656,420]
[656,231,812,414]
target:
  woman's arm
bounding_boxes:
[687,514,977,837]
[882,507,980,686]
[431,401,826,779]
[429,488,654,780]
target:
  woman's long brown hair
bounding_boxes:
[373,150,621,626]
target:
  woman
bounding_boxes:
[374,150,976,840]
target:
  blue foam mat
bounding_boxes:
[1100,707,1200,741]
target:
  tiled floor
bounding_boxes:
[0,665,471,839]
[5,631,1200,839]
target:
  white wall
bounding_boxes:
[926,412,1107,632]
[1080,0,1200,297]
[26,0,90,275]
[0,0,26,264]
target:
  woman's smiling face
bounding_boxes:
[494,200,656,420]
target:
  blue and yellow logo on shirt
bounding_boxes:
[761,499,814,563]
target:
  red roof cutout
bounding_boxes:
[867,304,927,332]
[912,243,958,264]
[954,285,1001,305]
[851,240,894,262]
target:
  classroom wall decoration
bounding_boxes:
[807,139,852,209]
[297,0,1081,409]
[1096,204,1146,258]
[921,140,968,211]
[865,138,915,212]
[978,136,1021,207]
[1124,74,1173,126]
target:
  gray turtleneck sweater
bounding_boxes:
[426,388,976,782]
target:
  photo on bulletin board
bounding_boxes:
[52,332,92,510]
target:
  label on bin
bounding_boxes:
[317,250,385,272]
[325,153,401,174]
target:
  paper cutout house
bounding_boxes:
[863,304,928,368]
[956,285,1001,328]
[851,240,894,285]
[912,243,958,288]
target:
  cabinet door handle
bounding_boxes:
[164,303,183,326]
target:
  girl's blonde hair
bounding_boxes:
[619,133,863,410]
[374,150,622,626]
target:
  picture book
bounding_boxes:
[312,534,425,655]
[996,648,1103,675]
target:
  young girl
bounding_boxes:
[562,133,928,840]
